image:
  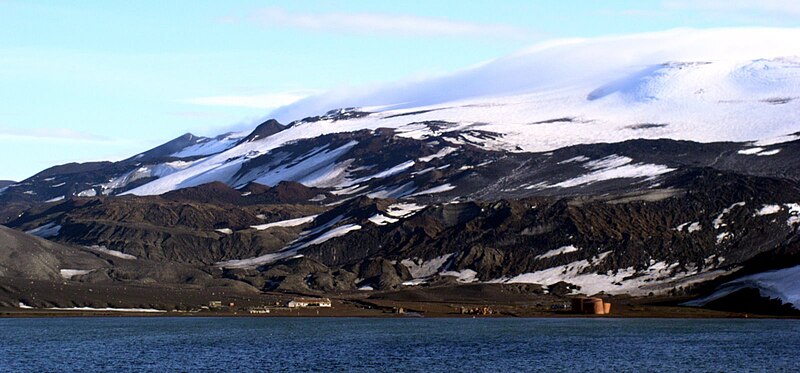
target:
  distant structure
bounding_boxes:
[571,297,612,315]
[248,307,271,314]
[208,300,223,308]
[287,298,332,308]
[459,306,494,316]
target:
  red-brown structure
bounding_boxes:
[571,297,612,315]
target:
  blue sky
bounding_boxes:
[1,0,798,180]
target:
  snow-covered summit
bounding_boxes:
[273,27,800,121]
[116,28,800,195]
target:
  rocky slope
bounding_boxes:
[4,126,800,311]
[3,28,800,312]
[6,163,800,302]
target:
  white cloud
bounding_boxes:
[663,0,800,16]
[247,8,533,39]
[181,91,318,110]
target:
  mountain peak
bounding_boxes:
[125,132,206,162]
[240,119,286,144]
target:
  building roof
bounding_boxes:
[290,298,331,303]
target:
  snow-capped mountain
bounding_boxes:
[101,28,800,197]
[3,28,800,312]
[4,28,800,203]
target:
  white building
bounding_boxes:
[287,298,332,308]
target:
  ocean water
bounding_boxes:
[1,317,798,372]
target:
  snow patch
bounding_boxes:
[410,183,456,196]
[330,184,368,196]
[26,222,61,238]
[737,147,765,155]
[675,221,701,233]
[368,214,399,226]
[366,182,417,199]
[295,224,362,250]
[59,269,93,279]
[738,147,781,156]
[108,160,197,195]
[536,245,580,260]
[77,189,97,197]
[247,141,359,188]
[250,215,318,230]
[386,203,426,218]
[219,216,360,268]
[171,134,243,158]
[503,252,625,295]
[401,254,454,279]
[418,147,457,162]
[755,204,782,216]
[558,156,590,164]
[348,160,415,186]
[440,269,478,283]
[503,253,725,296]
[758,149,781,156]
[544,155,673,189]
[84,245,136,260]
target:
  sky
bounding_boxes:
[1,0,799,181]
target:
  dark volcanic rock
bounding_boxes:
[161,182,244,205]
[354,257,412,290]
[0,225,107,281]
[238,119,286,144]
[229,256,359,293]
[125,133,202,162]
[6,196,325,265]
[548,281,580,296]
[243,181,333,205]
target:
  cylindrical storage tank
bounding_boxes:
[592,300,605,315]
[583,298,605,315]
[571,298,585,313]
[603,302,612,315]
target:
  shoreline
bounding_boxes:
[3,307,798,319]
[4,280,798,320]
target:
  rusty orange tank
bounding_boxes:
[584,298,605,315]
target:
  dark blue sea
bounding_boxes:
[1,317,798,372]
